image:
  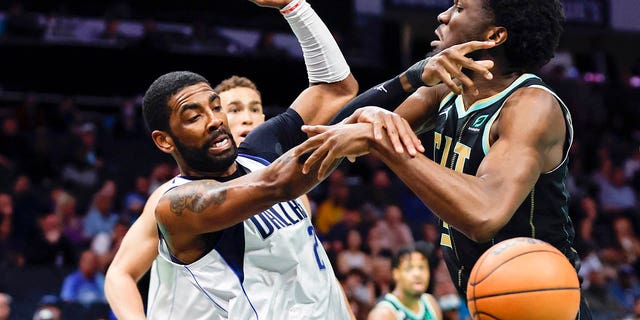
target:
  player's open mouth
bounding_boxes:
[209,136,230,153]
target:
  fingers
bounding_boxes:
[372,121,384,141]
[318,149,339,180]
[389,114,424,155]
[301,125,330,137]
[292,135,323,158]
[381,114,404,154]
[455,41,495,79]
[457,40,496,55]
[342,109,361,124]
[425,41,495,92]
[302,140,331,175]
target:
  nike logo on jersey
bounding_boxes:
[250,200,308,239]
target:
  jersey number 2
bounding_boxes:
[307,226,326,270]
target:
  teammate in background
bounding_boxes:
[213,76,265,145]
[294,0,593,319]
[368,246,442,320]
[214,75,313,212]
[105,0,361,318]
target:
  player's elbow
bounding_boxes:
[104,267,120,301]
[342,73,359,99]
[331,73,358,102]
[462,215,502,243]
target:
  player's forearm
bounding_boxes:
[282,0,350,84]
[370,145,500,242]
[159,148,340,235]
[281,0,358,125]
[105,268,146,320]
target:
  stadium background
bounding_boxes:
[0,0,639,319]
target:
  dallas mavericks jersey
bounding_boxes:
[150,155,350,320]
[434,74,578,296]
[376,293,438,320]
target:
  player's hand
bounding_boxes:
[419,41,496,95]
[343,107,424,156]
[294,123,374,179]
[248,0,292,9]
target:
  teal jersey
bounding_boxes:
[434,74,579,297]
[377,293,439,320]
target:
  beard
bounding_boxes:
[171,128,238,174]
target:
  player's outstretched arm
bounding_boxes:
[105,183,171,319]
[367,88,566,242]
[155,146,341,262]
[250,0,358,126]
[297,88,566,243]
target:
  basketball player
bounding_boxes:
[294,0,592,318]
[104,0,363,318]
[214,75,313,212]
[368,246,442,320]
[213,76,265,145]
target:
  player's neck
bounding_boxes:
[179,161,239,179]
[461,70,521,110]
[392,289,421,314]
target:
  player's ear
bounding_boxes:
[485,26,507,46]
[152,130,175,154]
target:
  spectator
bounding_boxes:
[11,175,41,250]
[370,249,393,298]
[599,166,638,215]
[368,205,414,254]
[147,162,173,193]
[91,219,129,272]
[315,169,350,235]
[612,216,640,265]
[121,175,149,225]
[342,268,375,319]
[24,212,75,267]
[325,202,363,253]
[337,229,372,276]
[0,293,10,320]
[82,190,119,239]
[0,193,13,242]
[60,250,106,306]
[32,295,62,320]
[53,191,85,246]
[583,269,627,319]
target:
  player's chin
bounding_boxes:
[411,284,428,293]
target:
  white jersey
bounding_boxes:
[147,155,350,319]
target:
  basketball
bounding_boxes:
[466,237,581,320]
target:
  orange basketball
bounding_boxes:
[466,237,580,320]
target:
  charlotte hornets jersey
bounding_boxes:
[376,293,439,320]
[434,73,578,296]
[152,155,350,320]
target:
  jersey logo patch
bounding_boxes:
[472,115,489,128]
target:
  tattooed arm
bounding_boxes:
[155,148,341,262]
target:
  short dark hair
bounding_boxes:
[484,0,565,73]
[391,245,429,269]
[142,71,210,132]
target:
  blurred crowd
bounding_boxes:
[0,58,638,320]
[0,1,640,320]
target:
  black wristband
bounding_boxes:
[330,76,410,125]
[405,58,429,89]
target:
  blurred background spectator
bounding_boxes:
[0,0,638,319]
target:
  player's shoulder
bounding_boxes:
[368,302,399,320]
[503,85,562,119]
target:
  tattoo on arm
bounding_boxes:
[168,181,227,215]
